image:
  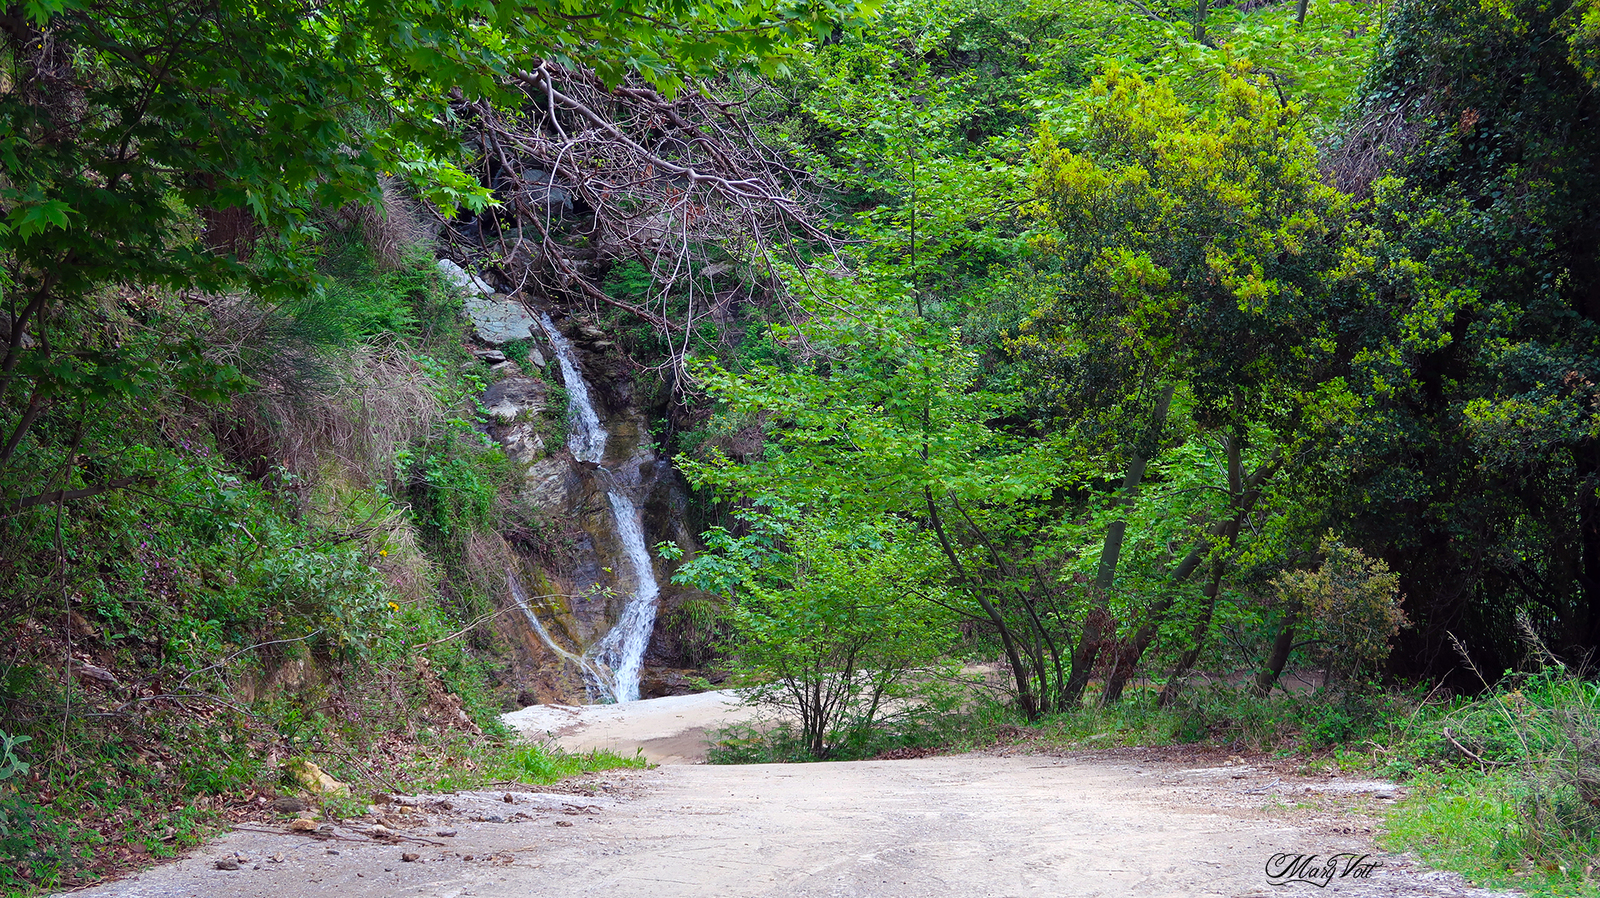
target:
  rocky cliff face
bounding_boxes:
[454,271,711,705]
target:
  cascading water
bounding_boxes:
[537,313,661,703]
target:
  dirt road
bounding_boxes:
[72,697,1515,898]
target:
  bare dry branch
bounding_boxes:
[434,61,842,376]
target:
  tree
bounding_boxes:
[1017,65,1344,704]
[0,0,871,509]
[1319,0,1600,677]
[1253,533,1407,696]
[673,507,954,758]
[683,292,1087,719]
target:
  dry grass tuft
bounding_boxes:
[353,177,432,270]
[204,303,444,493]
[463,529,518,610]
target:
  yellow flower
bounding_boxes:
[379,549,388,557]
[388,602,399,611]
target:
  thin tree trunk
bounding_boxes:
[1155,429,1283,707]
[1295,0,1309,25]
[926,490,1039,719]
[1157,567,1223,707]
[1061,383,1174,708]
[1104,444,1284,704]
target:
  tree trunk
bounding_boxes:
[1252,616,1298,698]
[1157,568,1222,707]
[1295,0,1308,25]
[1061,383,1174,708]
[1101,542,1206,704]
[1154,428,1282,707]
[926,490,1040,719]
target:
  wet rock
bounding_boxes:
[271,796,305,813]
[481,376,546,423]
[436,829,458,837]
[516,169,574,217]
[214,858,240,870]
[638,667,719,698]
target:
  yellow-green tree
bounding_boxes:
[1017,65,1347,706]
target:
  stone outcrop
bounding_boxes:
[439,258,543,348]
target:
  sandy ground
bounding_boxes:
[501,689,760,763]
[69,694,1520,898]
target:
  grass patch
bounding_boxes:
[1381,769,1541,892]
[394,733,647,792]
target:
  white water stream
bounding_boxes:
[536,313,661,703]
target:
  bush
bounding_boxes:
[676,510,957,759]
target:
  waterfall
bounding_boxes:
[538,313,661,703]
[543,314,607,464]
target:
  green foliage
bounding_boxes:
[603,261,656,301]
[1024,0,1382,134]
[0,233,540,891]
[664,596,726,669]
[407,443,510,539]
[257,546,395,660]
[676,507,957,758]
[0,729,37,874]
[1275,534,1409,677]
[0,731,29,782]
[1378,664,1600,895]
[0,0,877,523]
[1315,0,1600,675]
[1020,64,1344,436]
[297,236,455,347]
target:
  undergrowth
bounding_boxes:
[0,227,578,896]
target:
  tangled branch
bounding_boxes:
[437,60,840,366]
